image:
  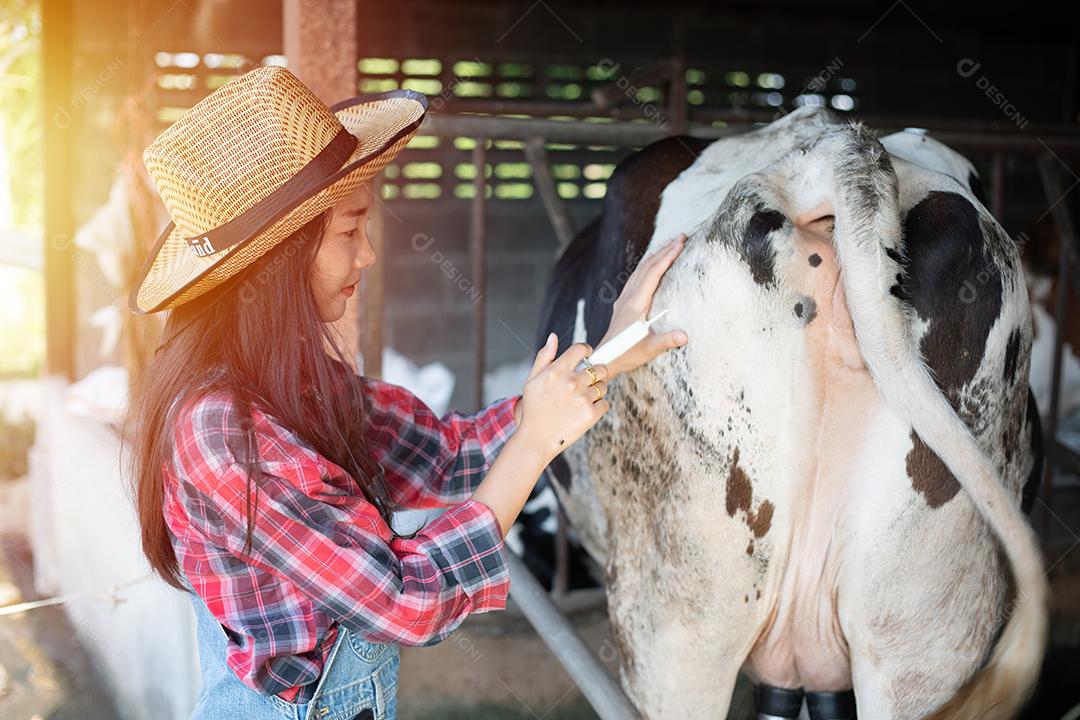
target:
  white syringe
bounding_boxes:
[575,309,670,372]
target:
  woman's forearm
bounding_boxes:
[471,434,551,538]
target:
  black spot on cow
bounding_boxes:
[741,207,785,286]
[967,170,987,207]
[889,273,910,303]
[903,191,1001,392]
[1003,327,1022,384]
[674,370,695,401]
[794,297,817,325]
[547,454,572,490]
[725,447,774,538]
[906,430,960,507]
[1022,387,1042,516]
[900,191,1002,508]
[726,448,753,518]
[808,253,822,267]
[610,380,682,511]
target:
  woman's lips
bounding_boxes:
[341,283,356,297]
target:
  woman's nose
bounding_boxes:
[356,237,377,268]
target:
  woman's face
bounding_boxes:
[311,182,375,322]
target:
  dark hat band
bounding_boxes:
[183,125,359,258]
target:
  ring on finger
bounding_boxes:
[584,365,598,384]
[593,383,604,401]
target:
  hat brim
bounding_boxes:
[128,89,428,315]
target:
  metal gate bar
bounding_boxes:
[505,551,641,720]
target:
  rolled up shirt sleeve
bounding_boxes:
[359,375,521,508]
[171,393,511,647]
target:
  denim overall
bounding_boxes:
[185,581,401,720]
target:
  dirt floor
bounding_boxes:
[395,594,756,720]
[0,477,120,720]
[397,608,760,720]
[397,602,616,720]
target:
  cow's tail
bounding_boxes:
[811,122,1048,720]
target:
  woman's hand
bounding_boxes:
[599,233,690,377]
[513,333,610,463]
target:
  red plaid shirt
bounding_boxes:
[162,365,520,704]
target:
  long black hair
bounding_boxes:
[122,208,407,590]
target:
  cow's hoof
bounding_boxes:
[754,684,804,719]
[806,689,856,719]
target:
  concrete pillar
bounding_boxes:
[283,0,380,375]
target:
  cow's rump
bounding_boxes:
[537,107,1046,719]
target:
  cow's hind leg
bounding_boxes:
[608,608,746,720]
[838,442,1009,720]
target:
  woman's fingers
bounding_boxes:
[637,234,686,297]
[659,328,689,348]
[637,329,689,363]
[517,343,618,461]
[555,342,593,371]
[614,329,689,376]
[587,380,608,403]
[590,362,610,382]
[573,361,609,390]
[620,234,686,311]
[529,332,558,379]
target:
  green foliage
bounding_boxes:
[0,266,44,378]
[0,2,43,379]
[1,0,43,231]
[0,410,34,480]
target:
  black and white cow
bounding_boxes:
[529,106,1047,720]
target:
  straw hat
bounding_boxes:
[128,64,428,315]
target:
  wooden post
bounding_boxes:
[42,0,76,380]
[524,136,577,255]
[991,153,1005,220]
[667,56,687,135]
[471,140,487,411]
[282,0,371,373]
[364,175,386,378]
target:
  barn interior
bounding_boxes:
[1,0,1078,718]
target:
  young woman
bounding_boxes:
[123,66,688,720]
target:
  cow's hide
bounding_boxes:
[533,106,1042,719]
